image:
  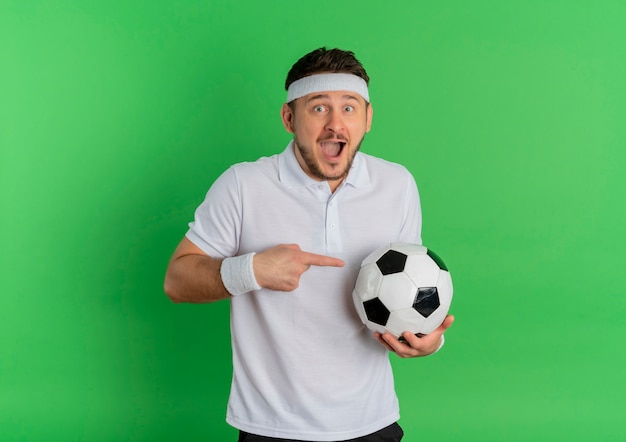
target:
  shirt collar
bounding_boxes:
[278,141,371,190]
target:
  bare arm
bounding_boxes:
[164,239,345,303]
[164,237,230,303]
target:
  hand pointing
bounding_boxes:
[253,244,345,292]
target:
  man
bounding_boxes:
[164,47,454,442]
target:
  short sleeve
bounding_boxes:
[186,167,242,258]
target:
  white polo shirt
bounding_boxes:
[187,141,422,441]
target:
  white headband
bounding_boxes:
[286,73,370,103]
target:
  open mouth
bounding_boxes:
[320,141,346,159]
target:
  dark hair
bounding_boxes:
[284,47,370,90]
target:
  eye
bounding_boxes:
[344,105,355,112]
[313,105,326,112]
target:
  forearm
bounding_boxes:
[163,240,345,302]
[164,254,231,303]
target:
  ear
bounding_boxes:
[281,103,295,133]
[365,103,374,133]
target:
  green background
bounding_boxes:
[2,1,625,441]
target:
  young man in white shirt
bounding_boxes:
[164,47,454,442]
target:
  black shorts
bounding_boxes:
[238,422,404,442]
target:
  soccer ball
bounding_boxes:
[352,243,453,338]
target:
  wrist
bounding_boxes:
[220,252,262,296]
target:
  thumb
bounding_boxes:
[437,314,455,333]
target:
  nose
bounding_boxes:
[324,110,345,134]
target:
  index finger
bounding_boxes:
[301,251,345,268]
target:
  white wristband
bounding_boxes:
[220,253,262,296]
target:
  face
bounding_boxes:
[281,90,373,192]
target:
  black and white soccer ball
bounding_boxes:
[352,243,453,337]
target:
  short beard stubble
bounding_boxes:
[294,137,364,183]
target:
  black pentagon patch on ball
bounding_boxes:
[376,250,407,275]
[413,287,440,318]
[363,297,390,325]
[426,248,448,271]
